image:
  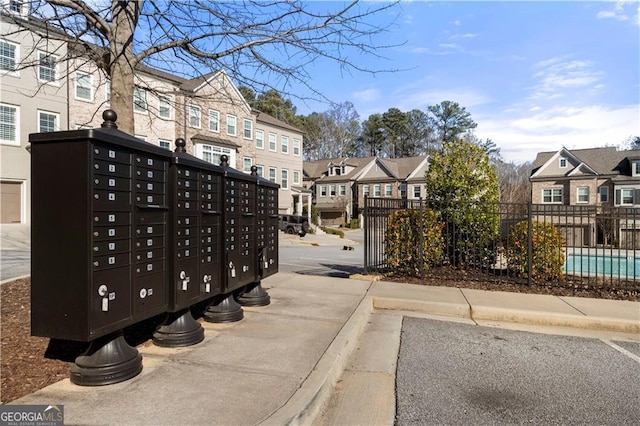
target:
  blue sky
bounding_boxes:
[293,1,640,164]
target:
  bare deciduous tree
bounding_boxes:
[6,0,399,133]
[302,101,361,160]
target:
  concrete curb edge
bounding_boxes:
[258,294,374,426]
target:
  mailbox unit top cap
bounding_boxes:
[28,110,172,158]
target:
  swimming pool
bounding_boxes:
[564,253,640,279]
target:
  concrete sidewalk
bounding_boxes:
[11,272,639,425]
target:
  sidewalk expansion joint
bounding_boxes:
[558,296,588,316]
[458,288,477,325]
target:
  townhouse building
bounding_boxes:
[1,7,303,222]
[303,155,429,226]
[1,7,68,223]
[530,147,640,247]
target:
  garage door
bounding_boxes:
[1,181,22,223]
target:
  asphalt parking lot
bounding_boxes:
[396,317,640,425]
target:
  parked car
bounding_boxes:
[279,215,310,237]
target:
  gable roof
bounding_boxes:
[254,110,303,134]
[303,156,376,181]
[303,155,429,185]
[180,71,252,114]
[379,156,429,180]
[531,147,626,178]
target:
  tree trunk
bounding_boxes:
[108,0,140,134]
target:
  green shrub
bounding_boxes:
[506,220,565,281]
[321,226,344,238]
[342,218,360,229]
[303,205,319,225]
[385,209,444,276]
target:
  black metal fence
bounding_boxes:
[364,197,640,291]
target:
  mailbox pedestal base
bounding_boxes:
[236,281,270,307]
[203,293,244,323]
[153,309,205,347]
[70,331,142,386]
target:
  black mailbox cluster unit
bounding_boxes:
[30,111,278,386]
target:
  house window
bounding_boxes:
[293,139,301,156]
[620,188,635,205]
[281,136,289,154]
[133,87,148,113]
[634,162,640,177]
[334,167,341,176]
[75,71,92,101]
[413,185,421,198]
[243,157,252,173]
[281,169,289,190]
[339,184,346,196]
[38,51,57,83]
[577,187,589,203]
[319,185,327,197]
[200,144,232,166]
[226,114,236,136]
[363,185,369,197]
[188,105,201,128]
[268,167,277,183]
[374,184,381,197]
[0,103,18,145]
[243,119,252,139]
[256,130,264,149]
[542,188,563,203]
[37,110,59,133]
[208,110,219,132]
[268,133,277,151]
[159,96,171,119]
[599,186,609,203]
[330,185,336,196]
[9,0,24,14]
[559,157,567,168]
[255,165,264,177]
[400,184,407,198]
[159,139,171,150]
[293,170,300,185]
[385,184,392,197]
[0,40,18,74]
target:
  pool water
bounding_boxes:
[565,254,640,279]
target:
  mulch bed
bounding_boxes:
[1,278,73,403]
[384,266,640,301]
[1,273,638,403]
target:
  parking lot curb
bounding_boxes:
[469,305,640,335]
[258,293,374,426]
[372,296,472,319]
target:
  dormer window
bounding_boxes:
[559,157,567,168]
[6,0,26,16]
[633,161,640,177]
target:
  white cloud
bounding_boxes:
[351,88,381,103]
[529,58,604,100]
[411,47,431,54]
[390,86,492,112]
[476,104,640,164]
[451,33,479,40]
[597,0,631,22]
